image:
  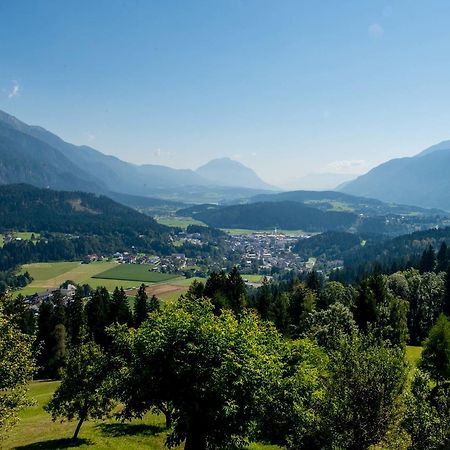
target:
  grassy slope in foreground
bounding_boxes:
[2,381,280,450]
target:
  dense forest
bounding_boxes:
[2,266,450,449]
[180,201,357,231]
[0,184,175,272]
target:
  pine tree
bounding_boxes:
[66,287,85,345]
[111,287,132,325]
[226,267,247,315]
[85,287,112,346]
[134,284,149,327]
[444,265,450,317]
[419,245,436,273]
[148,294,160,313]
[436,241,449,272]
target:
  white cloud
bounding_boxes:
[368,23,384,39]
[8,80,20,98]
[326,159,367,173]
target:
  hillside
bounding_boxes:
[0,184,174,271]
[0,121,103,193]
[0,184,166,236]
[196,157,275,190]
[340,140,450,210]
[0,110,274,201]
[179,201,357,231]
[250,190,445,216]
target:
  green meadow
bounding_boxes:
[92,265,177,283]
[155,216,206,229]
[15,261,183,297]
[2,381,280,450]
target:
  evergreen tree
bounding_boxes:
[111,287,132,325]
[354,279,378,331]
[256,277,272,320]
[268,292,290,334]
[419,245,436,274]
[306,270,322,293]
[0,294,35,335]
[225,267,247,315]
[66,286,85,345]
[444,265,450,317]
[134,284,149,327]
[36,298,57,377]
[436,241,449,272]
[85,287,112,346]
[148,294,160,313]
[288,283,317,336]
[50,323,67,375]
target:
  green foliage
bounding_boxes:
[320,334,409,450]
[133,284,149,327]
[111,287,132,326]
[0,308,35,437]
[93,265,176,283]
[187,201,357,231]
[112,297,284,449]
[85,287,112,346]
[304,302,358,351]
[404,370,450,450]
[203,268,247,315]
[419,313,450,382]
[45,342,115,439]
[257,339,328,449]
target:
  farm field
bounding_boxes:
[222,228,313,236]
[92,265,177,283]
[2,381,280,450]
[155,216,206,229]
[127,277,207,302]
[15,262,186,297]
[15,261,198,302]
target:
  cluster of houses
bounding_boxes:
[26,284,78,312]
[227,231,312,274]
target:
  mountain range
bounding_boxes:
[340,140,450,210]
[0,110,274,202]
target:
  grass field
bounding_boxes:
[222,228,312,236]
[15,261,196,301]
[242,274,264,283]
[92,265,177,283]
[2,381,280,450]
[155,216,206,229]
[0,232,40,248]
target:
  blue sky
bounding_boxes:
[2,0,450,186]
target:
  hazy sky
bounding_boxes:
[2,0,450,186]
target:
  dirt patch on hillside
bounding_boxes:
[126,283,183,297]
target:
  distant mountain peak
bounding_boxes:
[416,140,450,157]
[196,157,275,190]
[340,139,450,210]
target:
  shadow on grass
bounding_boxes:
[97,422,164,437]
[14,438,91,449]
